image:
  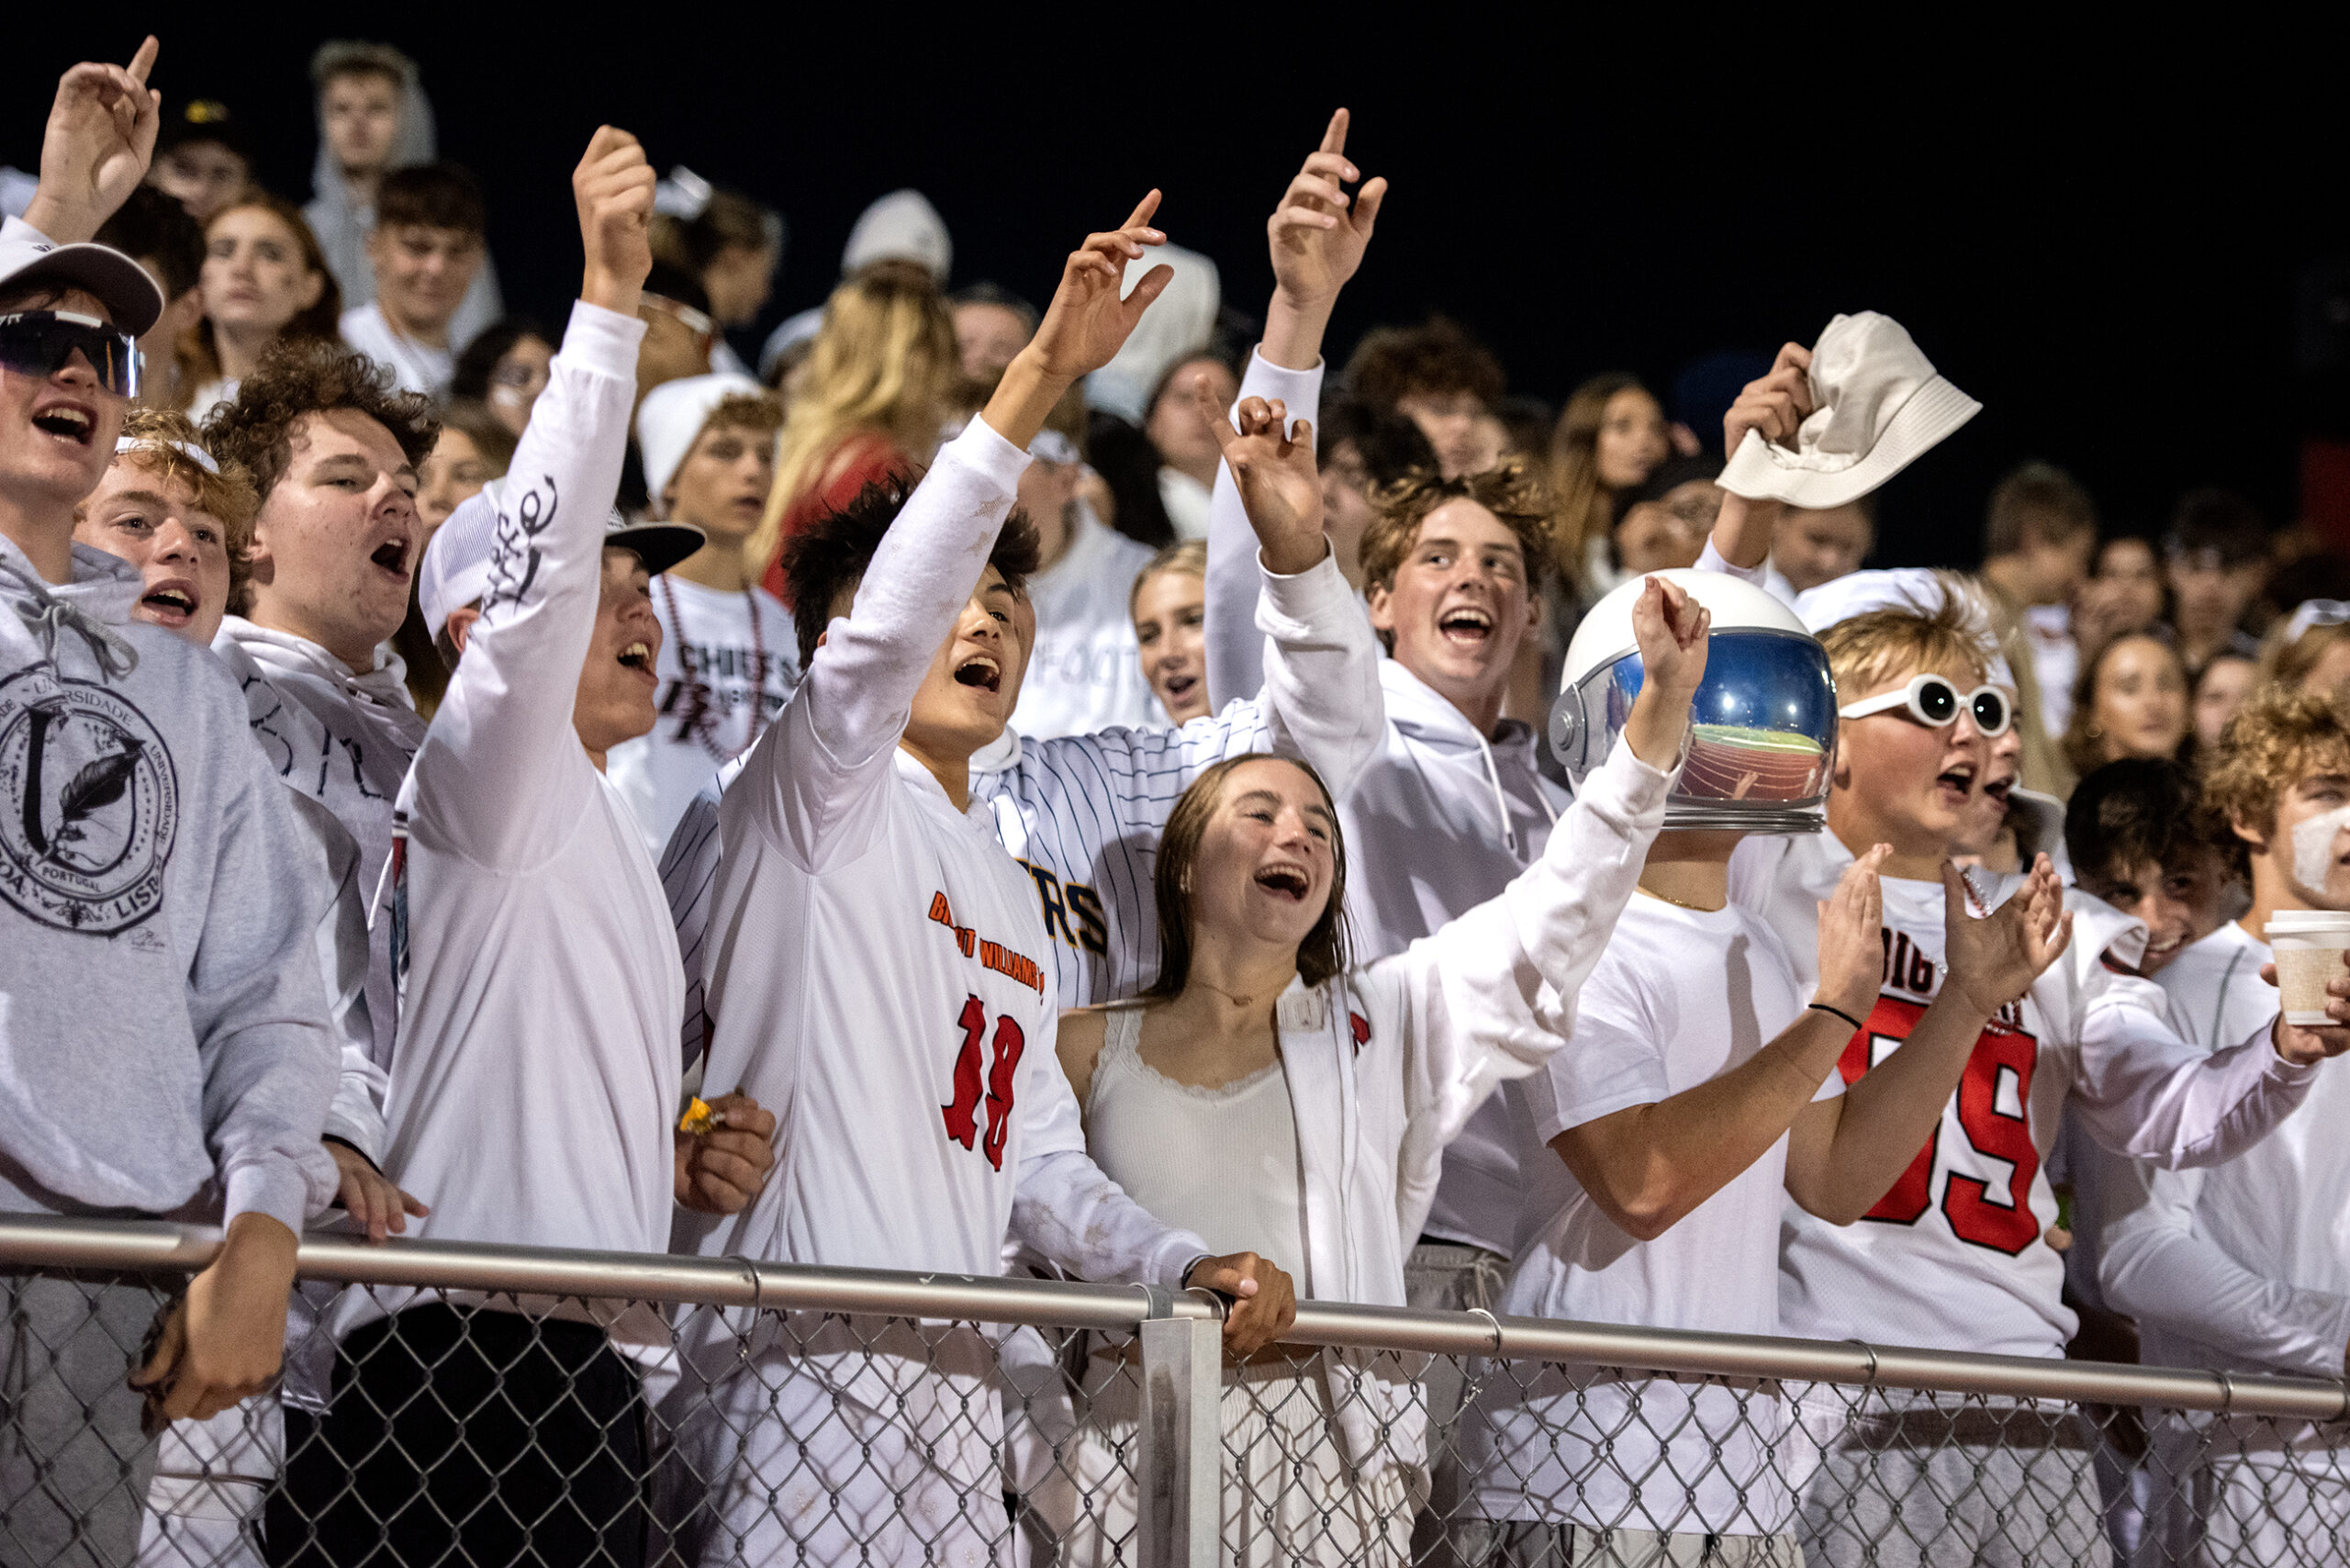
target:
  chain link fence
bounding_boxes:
[3,1215,2345,1567]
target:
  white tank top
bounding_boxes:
[1084,1004,1313,1296]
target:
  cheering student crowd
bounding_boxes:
[6,34,2350,1568]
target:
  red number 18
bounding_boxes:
[942,994,1026,1170]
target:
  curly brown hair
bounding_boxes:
[2199,684,2350,879]
[1356,458,1555,649]
[202,336,440,508]
[1341,316,1505,412]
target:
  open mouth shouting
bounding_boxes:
[617,639,656,684]
[1437,603,1494,647]
[954,653,1002,695]
[1934,761,1977,805]
[138,577,201,631]
[1161,670,1200,702]
[1252,862,1313,902]
[31,398,96,450]
[368,536,412,580]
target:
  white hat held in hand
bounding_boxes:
[637,372,764,511]
[1719,311,1980,510]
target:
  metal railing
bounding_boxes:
[4,1214,2346,1567]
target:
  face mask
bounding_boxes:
[2291,803,2350,894]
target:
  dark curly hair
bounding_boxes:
[1341,316,1505,412]
[777,476,1042,672]
[202,337,440,509]
[2065,757,2228,888]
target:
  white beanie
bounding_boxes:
[636,372,765,511]
[841,189,951,284]
[1083,243,1219,425]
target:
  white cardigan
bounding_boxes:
[1262,735,1673,1473]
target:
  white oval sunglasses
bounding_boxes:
[1837,673,2011,737]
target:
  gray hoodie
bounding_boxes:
[0,540,337,1232]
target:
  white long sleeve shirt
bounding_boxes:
[2096,921,2350,1379]
[656,422,1386,1053]
[1254,737,1674,1478]
[371,302,682,1327]
[1730,830,2319,1358]
[671,419,1206,1292]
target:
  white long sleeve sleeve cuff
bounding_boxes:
[962,410,1038,488]
[1697,539,1768,586]
[1235,349,1326,442]
[1255,544,1358,633]
[559,298,650,377]
[1011,1148,1211,1290]
[225,1152,331,1235]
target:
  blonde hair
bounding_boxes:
[1546,372,1649,592]
[79,407,262,599]
[1816,575,1999,702]
[1129,539,1206,614]
[748,266,960,574]
[2260,616,2350,694]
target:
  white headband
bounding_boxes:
[116,434,219,476]
[2284,599,2350,646]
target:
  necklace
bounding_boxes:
[1637,881,1724,913]
[1190,977,1260,1009]
[658,575,771,763]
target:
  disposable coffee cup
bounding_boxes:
[2266,912,2350,1026]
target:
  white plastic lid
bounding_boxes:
[2265,910,2350,935]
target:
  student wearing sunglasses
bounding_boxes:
[0,39,341,1564]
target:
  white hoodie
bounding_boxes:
[210,618,425,1071]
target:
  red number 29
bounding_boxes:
[1836,995,2042,1256]
[942,994,1026,1171]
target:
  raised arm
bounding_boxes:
[410,129,653,866]
[21,37,160,243]
[1702,342,1812,577]
[729,198,1174,870]
[1206,109,1384,707]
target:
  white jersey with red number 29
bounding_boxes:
[1730,830,2317,1361]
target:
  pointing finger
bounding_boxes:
[1320,107,1349,158]
[1121,189,1163,233]
[126,35,160,86]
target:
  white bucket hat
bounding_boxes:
[1719,311,1980,510]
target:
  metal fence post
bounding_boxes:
[1138,1313,1220,1568]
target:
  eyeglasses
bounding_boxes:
[1838,673,2010,737]
[0,310,140,398]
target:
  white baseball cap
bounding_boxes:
[1719,311,1980,510]
[635,372,765,511]
[420,477,705,639]
[0,226,163,336]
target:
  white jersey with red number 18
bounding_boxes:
[674,421,1069,1282]
[1729,829,2313,1361]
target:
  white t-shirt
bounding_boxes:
[366,303,680,1345]
[340,302,454,401]
[1006,501,1158,741]
[1730,831,2315,1360]
[1468,895,1827,1536]
[2024,602,2078,734]
[607,576,799,854]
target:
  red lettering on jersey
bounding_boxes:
[941,994,987,1149]
[1836,991,2044,1251]
[957,928,976,958]
[1942,1025,2042,1254]
[930,891,955,928]
[977,937,1046,996]
[980,1014,1026,1170]
[1837,996,1933,1223]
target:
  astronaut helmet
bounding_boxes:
[1550,568,1837,834]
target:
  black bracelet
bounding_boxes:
[1809,1001,1866,1032]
